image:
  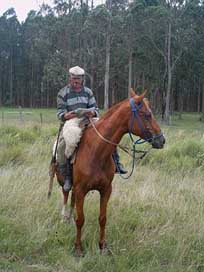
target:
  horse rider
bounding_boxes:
[56,65,127,192]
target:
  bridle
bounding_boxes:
[129,97,163,145]
[89,98,164,179]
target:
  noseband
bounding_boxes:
[129,98,163,145]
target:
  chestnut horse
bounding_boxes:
[49,89,165,255]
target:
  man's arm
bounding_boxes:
[57,87,77,121]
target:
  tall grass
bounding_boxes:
[1,113,204,271]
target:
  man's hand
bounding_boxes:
[64,112,77,120]
[85,111,96,118]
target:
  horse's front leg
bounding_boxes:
[75,190,85,256]
[99,185,112,253]
[68,190,75,224]
[61,188,69,221]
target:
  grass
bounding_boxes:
[0,111,204,271]
[170,112,204,131]
[0,107,57,126]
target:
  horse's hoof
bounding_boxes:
[100,247,113,255]
[74,247,84,258]
[60,215,69,223]
[99,242,113,255]
[68,216,75,225]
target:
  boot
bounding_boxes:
[112,150,127,174]
[59,159,72,192]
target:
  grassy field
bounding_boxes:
[0,110,204,271]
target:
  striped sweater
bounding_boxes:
[57,85,99,121]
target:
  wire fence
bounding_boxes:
[0,108,57,126]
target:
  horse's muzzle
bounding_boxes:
[151,134,165,149]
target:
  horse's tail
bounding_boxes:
[48,157,57,199]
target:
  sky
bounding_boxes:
[0,0,105,22]
[0,0,53,22]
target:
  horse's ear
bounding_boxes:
[129,88,136,98]
[138,89,147,101]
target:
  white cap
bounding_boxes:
[69,66,85,77]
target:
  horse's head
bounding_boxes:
[128,89,165,149]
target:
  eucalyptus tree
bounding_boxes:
[108,0,129,102]
[81,4,109,107]
[0,0,203,112]
[123,0,148,95]
[103,0,129,108]
[21,7,59,107]
[43,50,67,107]
[175,0,204,118]
[142,0,195,123]
[0,8,20,106]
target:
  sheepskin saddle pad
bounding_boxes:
[62,117,84,159]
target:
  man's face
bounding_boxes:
[70,76,83,91]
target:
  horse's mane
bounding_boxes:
[99,99,127,121]
[99,93,146,122]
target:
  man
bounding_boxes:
[57,65,127,192]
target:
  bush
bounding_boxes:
[140,138,204,173]
[0,125,55,166]
[0,145,25,166]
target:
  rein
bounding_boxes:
[89,118,132,155]
[88,98,153,179]
[89,118,149,159]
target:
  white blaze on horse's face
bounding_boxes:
[142,98,162,137]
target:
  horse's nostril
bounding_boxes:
[151,134,165,149]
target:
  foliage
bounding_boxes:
[0,0,204,112]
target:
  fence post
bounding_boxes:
[19,106,24,125]
[1,111,4,124]
[40,113,43,125]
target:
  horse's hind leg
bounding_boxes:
[75,190,85,256]
[99,186,112,253]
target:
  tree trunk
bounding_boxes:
[104,0,112,109]
[164,22,172,125]
[46,80,49,108]
[201,83,204,121]
[9,49,13,106]
[68,0,72,13]
[128,51,132,96]
[104,1,112,110]
[178,92,183,120]
[197,78,201,114]
[104,32,110,110]
[142,71,145,91]
[0,59,2,106]
[30,61,34,108]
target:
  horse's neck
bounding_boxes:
[99,116,125,144]
[88,105,128,157]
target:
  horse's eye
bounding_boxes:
[137,102,143,108]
